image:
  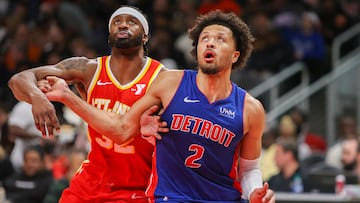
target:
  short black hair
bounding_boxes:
[276,137,299,162]
[188,10,254,69]
[24,144,45,160]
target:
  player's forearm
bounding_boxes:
[8,71,47,104]
[60,87,137,144]
[239,158,263,200]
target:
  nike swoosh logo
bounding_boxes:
[97,80,112,86]
[131,193,146,199]
[184,96,200,103]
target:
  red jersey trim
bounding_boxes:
[145,143,158,201]
[230,143,242,193]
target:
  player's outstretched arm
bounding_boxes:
[44,75,165,144]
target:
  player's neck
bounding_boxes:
[196,71,232,103]
[109,51,146,84]
[112,46,144,59]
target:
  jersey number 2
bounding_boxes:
[184,144,204,168]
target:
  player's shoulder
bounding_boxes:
[58,56,97,68]
[243,92,266,134]
[62,56,93,62]
[244,92,265,115]
[157,69,184,80]
[151,70,184,91]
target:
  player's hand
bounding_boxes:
[140,105,168,140]
[44,76,71,103]
[37,79,52,93]
[32,80,60,138]
[249,182,275,203]
[35,75,70,138]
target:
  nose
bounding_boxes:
[112,17,130,30]
[117,21,129,29]
[206,41,215,49]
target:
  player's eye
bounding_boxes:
[114,20,121,25]
[200,36,209,42]
[217,36,225,42]
[128,20,136,25]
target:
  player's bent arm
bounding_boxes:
[238,93,266,200]
[47,71,168,144]
[8,57,95,136]
[8,57,93,104]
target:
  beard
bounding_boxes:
[199,64,220,75]
[108,33,143,49]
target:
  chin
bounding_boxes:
[200,68,219,75]
[200,65,219,75]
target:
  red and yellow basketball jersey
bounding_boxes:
[67,56,163,201]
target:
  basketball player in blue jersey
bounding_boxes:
[40,10,275,203]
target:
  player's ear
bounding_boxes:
[232,51,240,64]
[143,34,149,44]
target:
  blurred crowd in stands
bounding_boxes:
[0,0,359,202]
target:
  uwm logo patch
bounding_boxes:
[219,107,235,119]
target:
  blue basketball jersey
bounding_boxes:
[146,70,248,203]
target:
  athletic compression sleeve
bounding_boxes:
[239,157,263,200]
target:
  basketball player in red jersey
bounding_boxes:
[8,6,166,202]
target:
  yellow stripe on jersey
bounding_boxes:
[146,63,163,92]
[87,56,105,103]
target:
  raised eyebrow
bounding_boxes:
[199,32,209,39]
[200,31,227,36]
[217,32,232,40]
[200,32,228,40]
[200,31,209,36]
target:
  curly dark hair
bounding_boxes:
[188,10,254,69]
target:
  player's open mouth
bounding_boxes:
[203,50,216,62]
